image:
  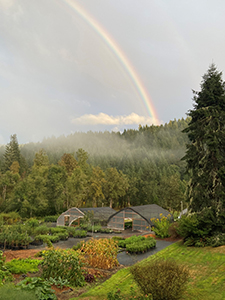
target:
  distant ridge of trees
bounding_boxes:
[0,117,190,217]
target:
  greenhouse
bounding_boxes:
[57,207,116,226]
[107,204,171,232]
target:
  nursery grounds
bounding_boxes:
[72,242,225,300]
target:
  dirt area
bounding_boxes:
[3,248,44,262]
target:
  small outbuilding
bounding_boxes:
[107,204,172,232]
[57,207,116,226]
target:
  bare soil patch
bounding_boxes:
[3,248,45,262]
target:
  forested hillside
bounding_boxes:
[0,118,190,217]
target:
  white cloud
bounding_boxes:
[71,112,159,126]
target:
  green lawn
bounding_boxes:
[71,242,225,300]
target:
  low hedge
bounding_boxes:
[126,237,156,253]
[118,235,156,253]
[118,235,146,248]
[73,230,87,238]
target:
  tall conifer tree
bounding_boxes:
[183,64,225,213]
[3,134,21,173]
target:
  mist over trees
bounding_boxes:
[0,118,190,217]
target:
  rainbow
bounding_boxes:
[61,0,159,123]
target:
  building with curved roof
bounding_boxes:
[57,207,116,226]
[107,204,172,232]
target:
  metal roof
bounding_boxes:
[80,207,116,221]
[108,204,172,225]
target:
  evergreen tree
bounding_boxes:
[183,64,225,213]
[3,134,21,173]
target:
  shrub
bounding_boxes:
[5,258,40,274]
[168,222,181,239]
[33,225,49,236]
[73,230,87,238]
[17,277,56,300]
[25,218,40,229]
[54,231,69,240]
[0,251,13,285]
[150,214,172,238]
[41,248,85,287]
[77,238,119,269]
[126,237,156,253]
[118,235,145,248]
[72,241,84,251]
[44,216,58,222]
[112,236,125,241]
[49,227,66,235]
[176,214,210,247]
[206,233,225,247]
[0,283,38,300]
[130,258,189,300]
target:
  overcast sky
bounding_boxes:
[1,0,225,144]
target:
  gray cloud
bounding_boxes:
[1,0,225,144]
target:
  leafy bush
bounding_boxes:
[130,258,189,300]
[168,222,181,239]
[6,258,40,274]
[49,227,66,235]
[0,225,31,249]
[112,236,125,241]
[41,248,85,287]
[77,238,119,269]
[17,277,56,300]
[25,218,40,229]
[206,233,225,247]
[176,214,210,247]
[73,230,87,238]
[150,214,172,238]
[33,225,49,236]
[46,276,69,289]
[126,237,156,253]
[118,235,146,248]
[72,241,84,251]
[44,216,58,222]
[0,251,13,285]
[0,283,38,300]
[0,212,21,225]
[54,231,69,240]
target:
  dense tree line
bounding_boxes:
[0,118,190,217]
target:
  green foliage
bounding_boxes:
[107,287,153,300]
[33,225,49,236]
[151,214,172,238]
[0,283,38,300]
[130,258,189,300]
[126,238,156,253]
[34,234,59,244]
[46,276,69,289]
[118,235,146,248]
[183,64,225,218]
[0,212,21,225]
[117,236,155,253]
[44,215,58,222]
[5,258,40,274]
[72,230,87,238]
[17,277,56,300]
[0,225,31,249]
[41,248,85,287]
[25,218,40,228]
[0,251,13,286]
[168,222,180,239]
